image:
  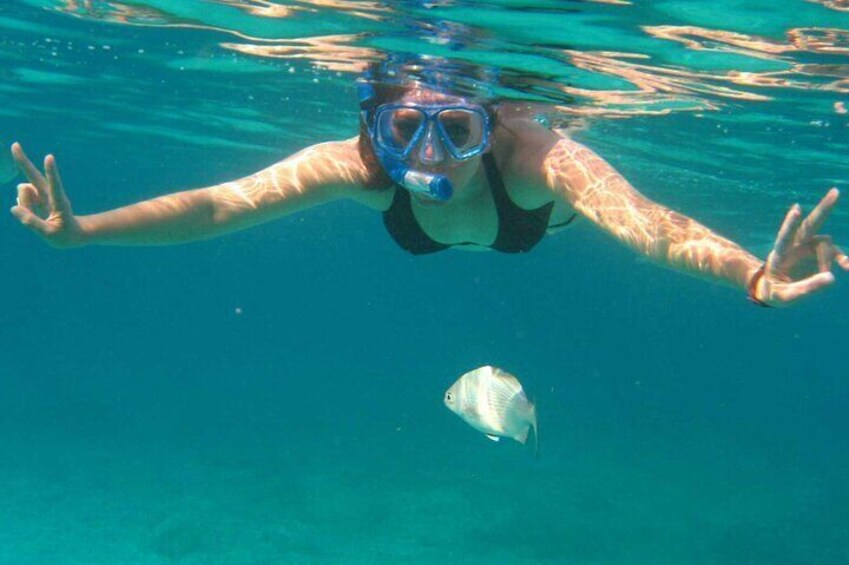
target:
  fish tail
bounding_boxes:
[529,400,538,459]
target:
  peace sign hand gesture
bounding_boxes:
[751,188,848,306]
[9,143,86,248]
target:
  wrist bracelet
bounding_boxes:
[747,264,772,308]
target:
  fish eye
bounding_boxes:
[445,392,453,402]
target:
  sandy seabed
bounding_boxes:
[1,420,846,565]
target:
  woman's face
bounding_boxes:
[393,88,488,204]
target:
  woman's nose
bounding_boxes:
[418,122,445,164]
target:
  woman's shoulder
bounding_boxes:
[493,107,563,168]
[491,110,564,204]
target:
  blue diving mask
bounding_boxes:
[365,103,492,201]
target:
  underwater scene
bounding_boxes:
[1,1,848,563]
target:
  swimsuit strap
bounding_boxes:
[382,185,450,255]
[382,153,573,255]
[483,153,555,254]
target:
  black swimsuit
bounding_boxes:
[382,153,576,255]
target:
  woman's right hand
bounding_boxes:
[10,142,87,248]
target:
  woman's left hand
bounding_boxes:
[752,188,848,306]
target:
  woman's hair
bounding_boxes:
[357,80,409,190]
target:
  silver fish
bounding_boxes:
[444,365,538,455]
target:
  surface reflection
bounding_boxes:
[45,0,849,119]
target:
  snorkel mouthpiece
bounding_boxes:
[387,163,453,201]
[401,169,453,201]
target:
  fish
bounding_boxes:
[444,365,538,456]
[0,141,18,185]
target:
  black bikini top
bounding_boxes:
[382,153,574,254]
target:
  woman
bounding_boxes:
[9,74,847,307]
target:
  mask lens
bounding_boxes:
[438,108,485,156]
[376,107,425,155]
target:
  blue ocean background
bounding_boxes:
[1,1,848,563]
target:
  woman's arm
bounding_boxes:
[10,138,372,247]
[498,114,845,305]
[543,136,762,289]
[546,136,846,305]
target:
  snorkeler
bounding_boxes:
[8,63,848,307]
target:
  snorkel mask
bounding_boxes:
[359,83,492,202]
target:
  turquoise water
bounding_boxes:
[1,1,848,563]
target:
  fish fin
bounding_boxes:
[485,434,501,442]
[530,399,538,459]
[516,426,529,445]
[490,367,522,390]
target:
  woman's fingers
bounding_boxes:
[16,182,50,218]
[835,245,849,270]
[44,154,71,215]
[812,235,834,272]
[10,146,72,217]
[768,204,803,271]
[11,143,47,193]
[16,182,40,209]
[771,271,836,305]
[10,204,51,238]
[798,188,839,242]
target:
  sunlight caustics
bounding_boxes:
[544,137,759,288]
[221,34,381,73]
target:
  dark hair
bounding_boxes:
[357,81,410,190]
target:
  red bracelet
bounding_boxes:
[747,264,772,308]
